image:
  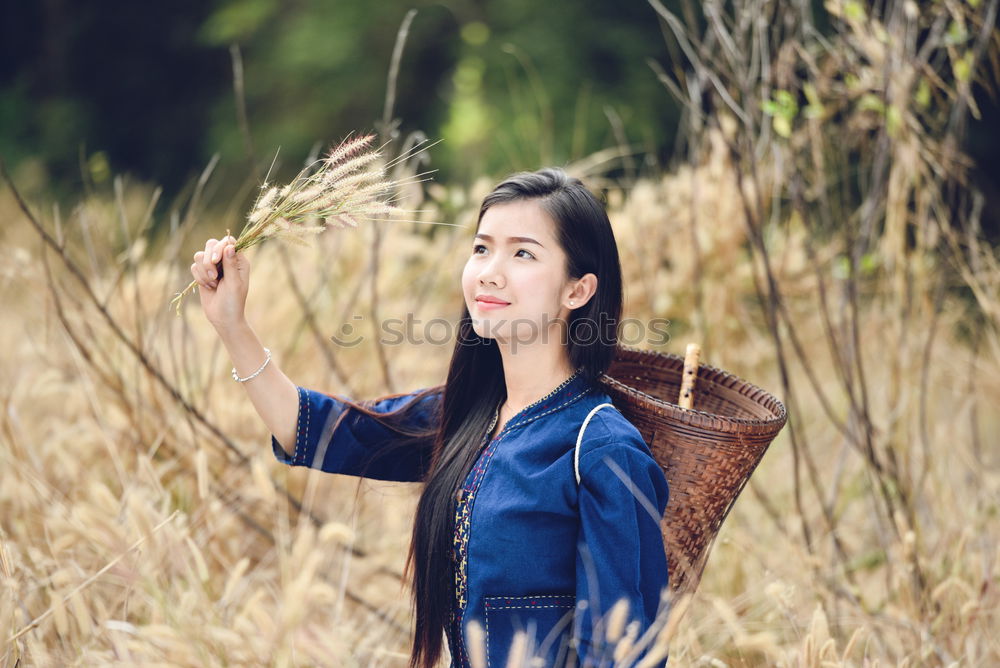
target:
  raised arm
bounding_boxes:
[191,235,441,481]
[190,235,299,453]
[218,319,299,454]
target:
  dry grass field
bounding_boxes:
[6,0,1000,663]
[1,115,998,666]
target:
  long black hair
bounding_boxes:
[406,166,627,668]
[323,168,625,667]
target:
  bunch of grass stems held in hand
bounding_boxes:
[170,133,433,315]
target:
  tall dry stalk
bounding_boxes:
[644,0,1000,660]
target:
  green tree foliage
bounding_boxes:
[1,0,677,197]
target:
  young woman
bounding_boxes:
[190,168,670,667]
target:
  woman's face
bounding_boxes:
[462,199,578,348]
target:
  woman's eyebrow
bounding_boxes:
[474,233,544,248]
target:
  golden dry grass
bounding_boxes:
[1,128,998,665]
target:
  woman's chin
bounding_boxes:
[470,318,509,341]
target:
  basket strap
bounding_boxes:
[574,403,616,485]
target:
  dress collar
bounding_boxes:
[489,367,593,436]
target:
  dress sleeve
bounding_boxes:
[572,435,671,667]
[270,385,442,483]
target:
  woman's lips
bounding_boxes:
[475,299,509,310]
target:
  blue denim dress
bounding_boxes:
[272,368,670,667]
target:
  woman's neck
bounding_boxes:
[497,344,576,414]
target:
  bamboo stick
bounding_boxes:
[678,342,701,409]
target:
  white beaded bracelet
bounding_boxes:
[232,347,271,383]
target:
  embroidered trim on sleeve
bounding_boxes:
[293,386,308,465]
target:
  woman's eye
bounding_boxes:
[471,244,533,259]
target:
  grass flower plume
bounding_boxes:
[170,133,421,314]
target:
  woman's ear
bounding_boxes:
[566,273,598,308]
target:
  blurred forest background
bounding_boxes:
[1,0,998,227]
[3,0,682,200]
[3,0,1000,666]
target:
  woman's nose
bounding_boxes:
[478,255,505,287]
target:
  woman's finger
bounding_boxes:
[196,253,208,283]
[191,252,204,280]
[220,238,241,282]
[203,239,220,279]
[190,259,204,282]
[191,262,213,290]
[216,236,236,280]
[209,239,224,264]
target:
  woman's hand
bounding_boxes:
[190,235,250,331]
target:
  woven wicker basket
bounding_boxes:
[597,344,787,597]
